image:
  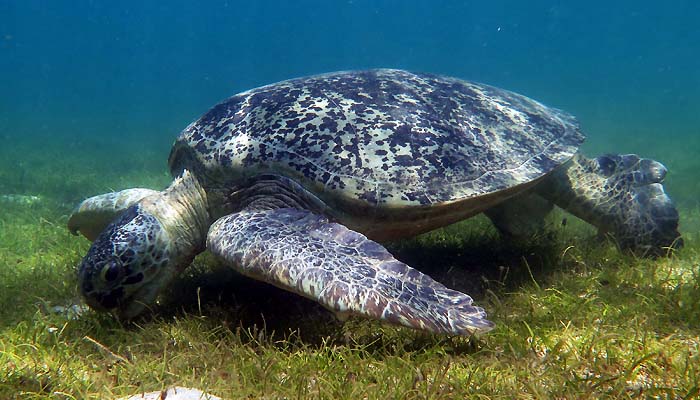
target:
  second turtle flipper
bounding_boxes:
[207,207,494,335]
[68,188,159,241]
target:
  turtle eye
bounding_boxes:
[100,260,121,282]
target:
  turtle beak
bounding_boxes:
[80,275,158,319]
[80,284,127,314]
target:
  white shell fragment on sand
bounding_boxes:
[118,387,222,400]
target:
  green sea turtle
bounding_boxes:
[67,69,681,335]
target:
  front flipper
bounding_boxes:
[207,208,494,335]
[68,188,159,241]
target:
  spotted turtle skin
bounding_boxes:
[169,69,584,211]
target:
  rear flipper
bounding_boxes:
[68,188,159,241]
[207,208,494,335]
[538,153,682,255]
[484,192,554,241]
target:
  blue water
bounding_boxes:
[2,1,699,203]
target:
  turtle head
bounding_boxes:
[78,204,175,318]
[78,171,209,318]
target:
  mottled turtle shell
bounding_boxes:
[169,69,584,208]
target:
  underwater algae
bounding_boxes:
[1,187,698,398]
